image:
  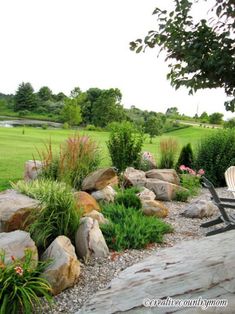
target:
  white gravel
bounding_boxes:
[39,187,233,314]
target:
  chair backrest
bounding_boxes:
[225,166,235,197]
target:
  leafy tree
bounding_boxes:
[53,92,67,102]
[224,118,235,129]
[70,86,82,98]
[144,115,163,143]
[208,112,223,124]
[165,107,180,118]
[14,82,37,111]
[199,111,209,123]
[130,0,235,112]
[61,99,82,126]
[38,86,53,101]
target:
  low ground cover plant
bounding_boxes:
[38,134,100,190]
[12,179,80,249]
[0,249,52,314]
[101,203,173,251]
[114,187,142,210]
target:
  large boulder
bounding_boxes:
[24,160,43,181]
[137,187,156,202]
[0,230,38,264]
[91,185,117,203]
[41,236,80,295]
[123,167,147,188]
[75,217,109,260]
[141,200,169,218]
[145,169,180,185]
[141,151,156,170]
[145,178,186,201]
[77,231,235,314]
[82,168,118,191]
[0,190,39,232]
[74,191,101,214]
[182,200,218,219]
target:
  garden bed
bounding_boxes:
[39,187,232,314]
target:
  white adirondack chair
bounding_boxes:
[225,166,235,197]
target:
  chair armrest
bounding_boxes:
[220,197,235,203]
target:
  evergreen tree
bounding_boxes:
[14,82,37,111]
[176,143,194,171]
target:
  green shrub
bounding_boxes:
[175,189,191,202]
[159,138,179,168]
[115,187,141,210]
[62,122,70,129]
[12,179,80,249]
[38,134,100,190]
[194,129,235,187]
[0,249,52,314]
[175,143,194,171]
[107,121,144,173]
[100,204,172,251]
[85,124,96,131]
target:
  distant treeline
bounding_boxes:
[0,83,234,132]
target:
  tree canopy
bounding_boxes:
[130,0,235,112]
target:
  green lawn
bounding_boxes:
[0,126,214,191]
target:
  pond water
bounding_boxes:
[0,116,62,128]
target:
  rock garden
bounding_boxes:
[0,124,235,313]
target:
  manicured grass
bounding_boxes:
[0,126,214,191]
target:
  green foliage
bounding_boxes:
[115,187,142,210]
[144,115,163,143]
[0,249,52,314]
[224,118,235,129]
[209,112,224,124]
[175,188,191,202]
[12,179,80,248]
[175,143,194,170]
[194,129,235,186]
[38,86,53,102]
[101,204,172,251]
[159,138,179,169]
[61,99,82,126]
[130,0,235,112]
[14,82,37,112]
[39,134,100,190]
[107,121,144,173]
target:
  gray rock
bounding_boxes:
[75,217,109,261]
[145,178,185,201]
[91,185,116,203]
[123,167,147,187]
[77,231,235,314]
[41,236,80,295]
[137,187,156,202]
[24,160,43,181]
[82,168,118,191]
[0,189,39,232]
[84,210,109,225]
[0,230,38,264]
[182,200,218,218]
[145,169,180,185]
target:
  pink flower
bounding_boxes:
[198,169,205,175]
[188,168,196,175]
[14,266,24,276]
[179,165,187,171]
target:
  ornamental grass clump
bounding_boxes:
[38,134,100,190]
[159,138,179,169]
[0,249,52,314]
[12,179,80,249]
[100,203,173,251]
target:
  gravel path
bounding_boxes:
[40,187,233,314]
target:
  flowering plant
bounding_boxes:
[0,249,52,314]
[175,165,205,201]
[179,165,205,176]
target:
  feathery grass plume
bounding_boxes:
[159,138,179,169]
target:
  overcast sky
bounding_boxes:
[0,0,234,119]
